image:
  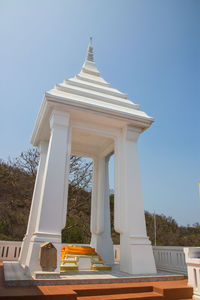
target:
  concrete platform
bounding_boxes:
[0,263,193,300]
[3,261,186,287]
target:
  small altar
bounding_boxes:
[60,245,112,272]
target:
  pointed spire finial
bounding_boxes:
[86,37,94,62]
[81,38,100,77]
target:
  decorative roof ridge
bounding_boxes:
[76,74,110,87]
[51,84,139,110]
[64,78,128,99]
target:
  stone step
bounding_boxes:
[91,264,112,271]
[60,263,78,271]
[77,291,164,300]
[74,281,193,300]
[75,285,153,297]
[154,285,193,299]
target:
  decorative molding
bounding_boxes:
[129,235,151,245]
[64,78,128,99]
[46,95,152,128]
[38,141,49,154]
[76,74,110,87]
[49,110,70,130]
[124,126,142,142]
[55,83,138,110]
[71,121,119,138]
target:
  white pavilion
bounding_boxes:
[19,39,157,277]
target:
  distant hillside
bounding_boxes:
[0,157,200,246]
[0,162,34,240]
[145,211,200,246]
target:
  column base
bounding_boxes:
[91,233,114,265]
[120,234,157,275]
[18,234,30,266]
[22,232,61,276]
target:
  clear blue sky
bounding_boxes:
[0,0,199,226]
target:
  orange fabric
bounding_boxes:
[61,245,96,255]
[60,245,103,263]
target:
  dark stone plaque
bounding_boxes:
[39,242,57,271]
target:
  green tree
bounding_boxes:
[1,148,200,246]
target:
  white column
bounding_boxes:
[25,110,71,275]
[19,141,48,267]
[90,155,114,265]
[114,126,156,274]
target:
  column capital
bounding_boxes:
[50,110,70,130]
[38,140,49,153]
[123,126,142,142]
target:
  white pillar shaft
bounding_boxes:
[61,128,72,229]
[122,131,147,235]
[115,126,156,274]
[25,111,70,275]
[104,156,112,237]
[90,155,114,264]
[35,113,70,235]
[19,141,48,266]
[90,157,105,234]
[114,135,123,234]
[90,158,97,234]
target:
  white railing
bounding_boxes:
[0,241,22,261]
[153,246,187,275]
[0,241,121,262]
[112,245,187,275]
[184,248,200,300]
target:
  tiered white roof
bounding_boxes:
[31,40,153,145]
[46,39,152,120]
